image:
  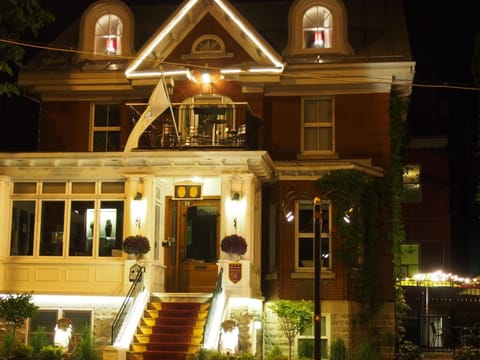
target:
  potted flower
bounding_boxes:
[122,235,150,260]
[220,234,247,260]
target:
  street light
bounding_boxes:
[282,190,350,360]
[313,196,322,360]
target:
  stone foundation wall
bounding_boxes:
[264,300,396,359]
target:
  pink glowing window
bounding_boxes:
[94,14,123,55]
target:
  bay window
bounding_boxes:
[10,181,124,258]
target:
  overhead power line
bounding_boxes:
[2,37,480,92]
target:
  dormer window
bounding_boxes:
[284,0,353,57]
[77,0,134,62]
[94,14,123,55]
[303,6,332,49]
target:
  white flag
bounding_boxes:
[148,80,170,120]
[123,79,171,153]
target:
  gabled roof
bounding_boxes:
[125,0,284,79]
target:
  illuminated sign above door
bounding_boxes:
[173,184,203,200]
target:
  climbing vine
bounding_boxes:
[316,169,385,324]
[314,91,409,331]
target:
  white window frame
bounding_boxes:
[91,103,121,152]
[28,308,93,344]
[297,313,330,359]
[301,97,335,155]
[295,200,331,272]
[10,181,125,258]
[77,1,134,61]
[284,0,353,56]
[94,14,123,55]
[303,6,333,49]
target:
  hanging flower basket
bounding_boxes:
[122,235,151,256]
[220,234,247,256]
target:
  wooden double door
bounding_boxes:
[164,197,220,292]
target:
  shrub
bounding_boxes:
[265,345,288,360]
[12,340,33,358]
[397,341,421,360]
[455,346,480,360]
[30,326,50,355]
[39,345,63,360]
[330,338,348,360]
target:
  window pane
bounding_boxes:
[94,105,108,127]
[303,6,332,49]
[93,131,120,151]
[10,201,35,256]
[298,203,313,233]
[304,127,332,151]
[69,201,94,256]
[99,201,124,257]
[321,236,330,267]
[29,310,57,344]
[13,182,37,194]
[42,183,66,194]
[62,310,91,334]
[101,182,125,194]
[186,205,217,262]
[298,236,313,267]
[40,201,65,256]
[72,182,95,194]
[107,104,121,126]
[106,131,120,151]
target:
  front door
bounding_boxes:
[164,197,219,292]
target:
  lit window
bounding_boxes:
[295,200,331,270]
[92,103,121,152]
[29,309,92,346]
[10,181,125,258]
[303,6,332,49]
[298,315,329,359]
[284,0,353,56]
[94,14,123,55]
[302,98,334,154]
[402,164,421,203]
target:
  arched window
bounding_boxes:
[77,0,134,61]
[284,0,353,56]
[303,6,332,49]
[94,14,123,55]
[193,35,224,54]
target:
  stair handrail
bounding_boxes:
[202,267,224,348]
[111,266,145,345]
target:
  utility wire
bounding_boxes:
[2,37,480,92]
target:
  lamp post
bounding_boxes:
[313,196,322,360]
[282,190,350,360]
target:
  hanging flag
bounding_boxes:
[148,80,170,120]
[124,79,171,153]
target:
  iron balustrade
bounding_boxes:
[128,103,260,150]
[111,267,145,345]
[202,267,224,348]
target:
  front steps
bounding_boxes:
[128,294,210,360]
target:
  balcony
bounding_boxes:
[131,102,260,150]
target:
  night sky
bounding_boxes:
[1,0,480,274]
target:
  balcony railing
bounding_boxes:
[132,102,260,150]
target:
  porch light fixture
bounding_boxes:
[231,192,240,201]
[133,192,142,201]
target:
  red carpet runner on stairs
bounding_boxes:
[143,302,201,360]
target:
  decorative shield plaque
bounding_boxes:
[228,263,242,284]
